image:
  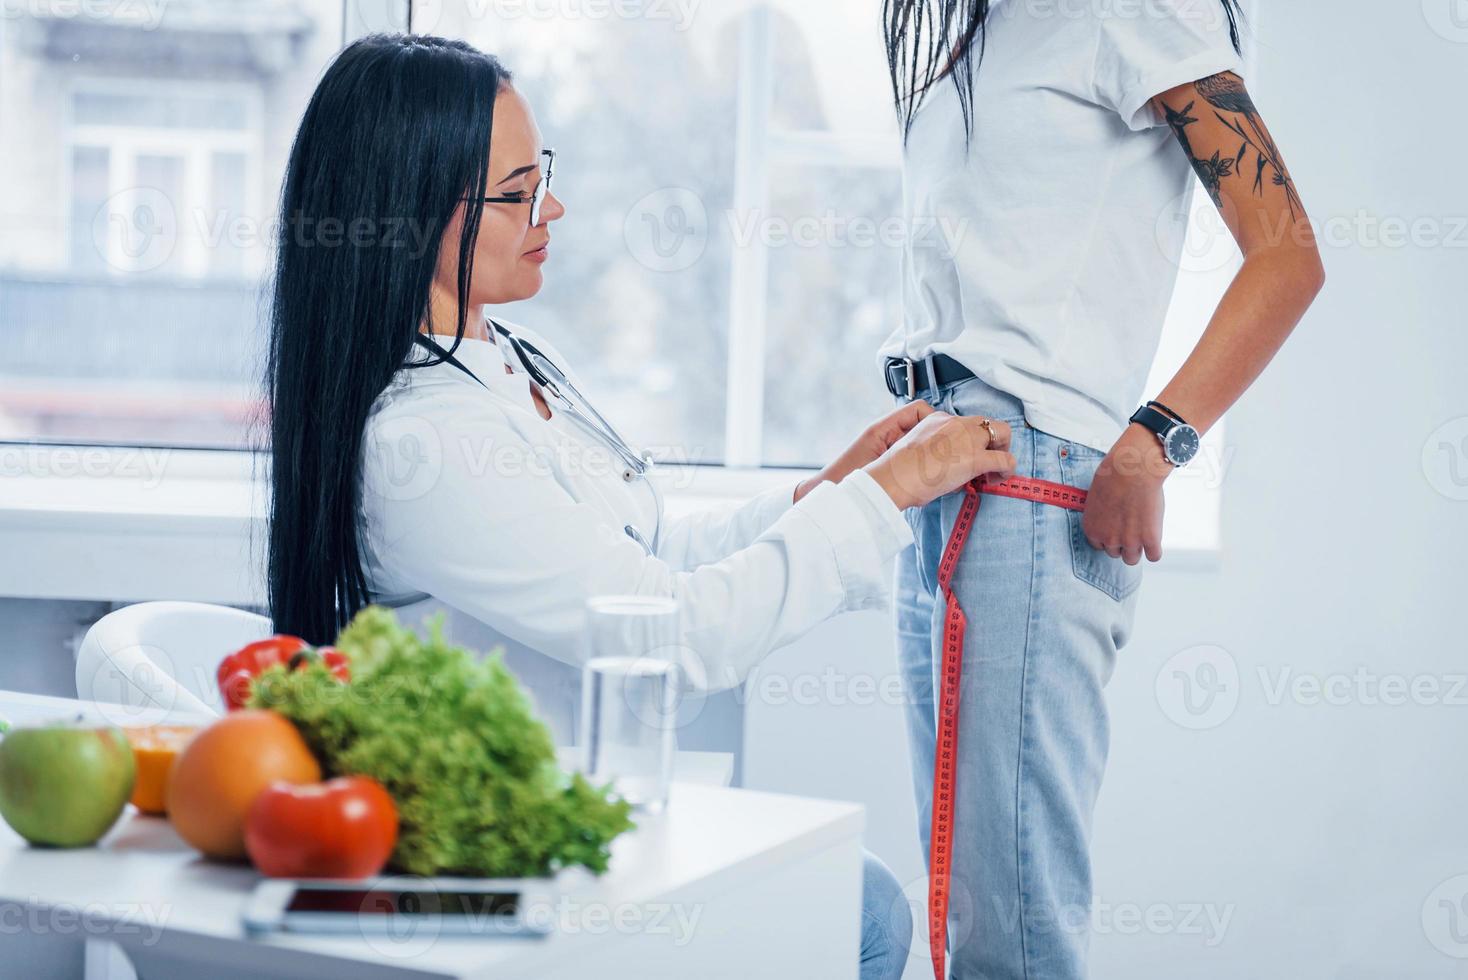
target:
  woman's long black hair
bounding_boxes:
[265,34,511,642]
[884,0,1245,141]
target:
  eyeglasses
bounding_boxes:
[470,148,555,226]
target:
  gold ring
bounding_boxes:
[976,417,995,448]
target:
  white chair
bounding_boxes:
[74,601,273,720]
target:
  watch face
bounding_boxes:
[1164,425,1201,466]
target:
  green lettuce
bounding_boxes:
[250,606,633,877]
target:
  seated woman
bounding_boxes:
[264,34,1015,979]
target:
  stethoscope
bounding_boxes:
[411,320,663,556]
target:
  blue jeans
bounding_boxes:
[861,849,913,979]
[895,377,1143,978]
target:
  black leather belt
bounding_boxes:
[883,353,976,400]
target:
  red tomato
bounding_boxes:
[244,777,398,879]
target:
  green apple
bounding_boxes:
[0,717,136,847]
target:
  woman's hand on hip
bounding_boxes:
[793,400,941,503]
[1081,424,1170,565]
[863,412,1016,511]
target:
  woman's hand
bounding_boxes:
[793,401,942,504]
[1081,423,1171,565]
[863,413,1016,511]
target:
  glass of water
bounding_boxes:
[579,596,680,813]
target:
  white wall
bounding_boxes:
[747,3,1468,977]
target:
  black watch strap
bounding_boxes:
[1146,400,1189,426]
[1129,404,1177,438]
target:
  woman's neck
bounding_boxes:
[421,287,488,342]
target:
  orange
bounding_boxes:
[123,725,199,815]
[166,710,321,860]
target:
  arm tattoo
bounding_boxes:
[1162,73,1302,219]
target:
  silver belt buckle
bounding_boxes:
[900,354,938,401]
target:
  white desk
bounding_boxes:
[0,691,862,979]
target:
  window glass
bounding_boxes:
[760,164,903,467]
[443,8,739,463]
[0,1,340,447]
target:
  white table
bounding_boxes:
[0,691,862,979]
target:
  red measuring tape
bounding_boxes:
[927,474,1088,980]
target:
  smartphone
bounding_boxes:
[242,877,555,939]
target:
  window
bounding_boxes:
[759,5,907,468]
[453,1,907,469]
[454,7,739,465]
[0,0,338,447]
[67,82,263,279]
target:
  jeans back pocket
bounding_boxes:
[1059,445,1144,603]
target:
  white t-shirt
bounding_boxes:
[879,0,1245,451]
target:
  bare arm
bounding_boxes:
[1149,71,1325,434]
[1083,71,1325,565]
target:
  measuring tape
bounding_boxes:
[927,474,1088,980]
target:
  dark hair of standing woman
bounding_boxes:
[265,34,511,642]
[883,0,1246,142]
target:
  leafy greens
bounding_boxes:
[250,606,633,877]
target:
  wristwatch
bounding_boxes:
[1128,401,1201,467]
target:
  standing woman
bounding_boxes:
[263,33,1022,979]
[880,1,1323,976]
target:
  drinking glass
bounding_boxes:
[579,596,680,812]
